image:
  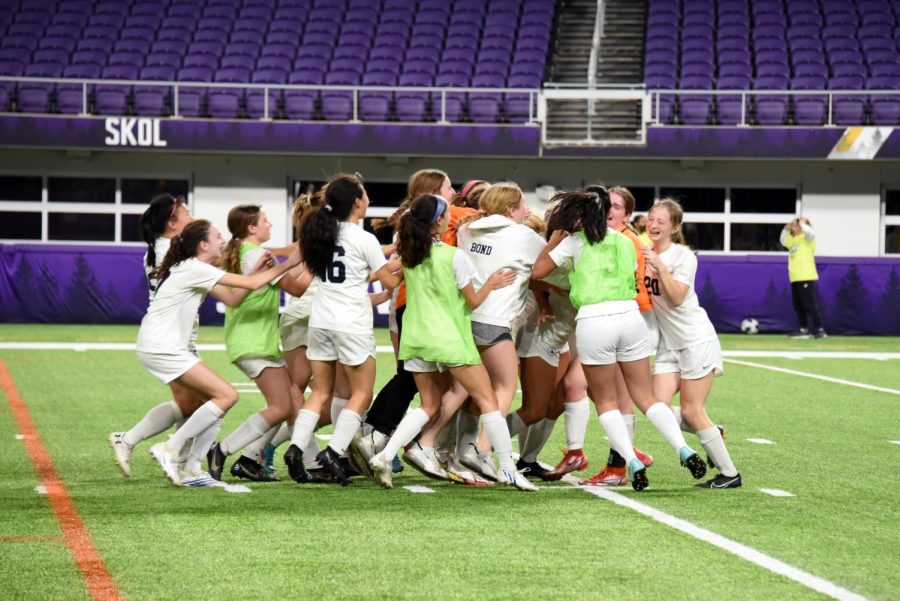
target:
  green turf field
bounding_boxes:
[0,325,897,600]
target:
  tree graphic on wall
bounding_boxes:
[65,254,106,322]
[37,260,63,322]
[877,267,900,335]
[761,277,793,332]
[829,264,868,334]
[5,256,36,321]
[697,272,726,331]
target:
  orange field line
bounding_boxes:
[0,359,123,601]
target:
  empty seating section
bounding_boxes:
[0,0,553,122]
[645,0,900,125]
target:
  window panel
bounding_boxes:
[121,178,189,204]
[682,222,724,251]
[886,225,900,254]
[48,177,115,204]
[624,186,655,212]
[659,187,725,212]
[731,188,796,214]
[48,213,115,241]
[121,214,143,242]
[730,223,784,251]
[0,176,41,201]
[886,190,900,216]
[0,211,41,239]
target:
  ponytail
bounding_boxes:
[140,193,186,268]
[545,190,608,244]
[300,173,365,279]
[219,204,261,274]
[398,194,446,269]
[150,220,212,282]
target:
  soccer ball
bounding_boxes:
[740,318,759,335]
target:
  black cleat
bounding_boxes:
[695,473,742,489]
[681,452,708,480]
[283,444,307,483]
[297,467,341,484]
[230,455,280,482]
[317,447,352,486]
[207,442,226,481]
[516,459,553,481]
[630,467,649,491]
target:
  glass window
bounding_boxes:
[660,187,726,212]
[48,213,115,241]
[365,181,409,207]
[886,190,900,216]
[623,186,655,212]
[0,176,41,201]
[48,177,115,204]
[730,223,784,251]
[0,211,41,239]
[122,178,189,204]
[682,222,724,251]
[886,225,900,254]
[731,188,797,213]
[121,214,143,242]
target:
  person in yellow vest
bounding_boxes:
[780,217,826,339]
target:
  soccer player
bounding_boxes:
[780,217,826,339]
[367,194,535,491]
[204,204,312,482]
[109,194,195,477]
[142,220,302,485]
[644,199,742,489]
[283,173,401,485]
[532,190,707,491]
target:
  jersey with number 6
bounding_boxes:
[644,243,716,350]
[309,222,387,334]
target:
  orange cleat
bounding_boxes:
[580,466,627,486]
[634,447,654,468]
[545,448,589,479]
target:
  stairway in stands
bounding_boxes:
[546,0,648,144]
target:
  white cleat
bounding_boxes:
[458,445,499,482]
[150,443,182,485]
[179,471,227,488]
[108,432,133,477]
[368,452,394,489]
[445,454,494,487]
[500,468,539,492]
[403,442,450,481]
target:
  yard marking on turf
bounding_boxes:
[0,360,123,601]
[403,485,435,494]
[889,440,900,445]
[725,359,900,396]
[35,485,47,495]
[747,438,776,445]
[582,486,868,601]
[760,488,795,497]
[0,535,65,543]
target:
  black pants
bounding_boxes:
[366,305,420,436]
[791,280,823,330]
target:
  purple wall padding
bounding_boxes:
[1,244,898,335]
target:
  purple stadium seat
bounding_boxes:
[246,68,286,119]
[108,52,145,69]
[715,74,751,125]
[115,38,152,56]
[134,66,176,116]
[321,69,360,120]
[505,73,540,123]
[284,69,321,120]
[468,74,503,123]
[95,65,137,116]
[56,63,100,114]
[869,76,900,124]
[359,71,395,121]
[830,75,867,124]
[17,62,63,113]
[395,72,431,121]
[207,67,250,118]
[369,58,402,75]
[792,75,828,125]
[432,72,467,122]
[33,49,69,66]
[754,75,790,125]
[176,66,214,117]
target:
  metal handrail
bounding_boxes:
[586,0,606,137]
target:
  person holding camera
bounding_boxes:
[780,217,827,339]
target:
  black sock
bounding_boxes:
[607,448,626,468]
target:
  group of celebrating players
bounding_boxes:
[108,168,742,493]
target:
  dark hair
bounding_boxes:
[150,219,212,282]
[545,190,608,245]
[220,204,261,274]
[140,193,187,268]
[300,173,365,279]
[398,194,446,269]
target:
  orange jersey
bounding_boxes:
[619,225,652,312]
[441,205,479,247]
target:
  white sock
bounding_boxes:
[564,397,590,450]
[381,408,429,460]
[166,401,224,454]
[598,410,637,464]
[329,409,362,455]
[185,418,222,474]
[456,410,480,453]
[330,396,349,426]
[645,402,689,452]
[220,412,271,456]
[670,406,695,434]
[698,426,738,477]
[506,411,526,438]
[270,422,292,449]
[521,418,556,463]
[623,413,636,441]
[288,409,320,450]
[302,433,322,469]
[123,400,182,447]
[241,425,279,461]
[482,410,515,472]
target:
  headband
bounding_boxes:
[430,195,447,224]
[461,180,485,198]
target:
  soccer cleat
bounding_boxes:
[546,448,589,479]
[230,455,280,482]
[627,458,649,491]
[108,432,133,477]
[515,458,552,481]
[789,328,810,339]
[445,455,494,486]
[351,423,386,463]
[150,443,182,485]
[458,445,499,482]
[179,470,227,488]
[283,444,307,483]
[368,452,394,489]
[634,447,654,468]
[679,447,708,480]
[392,455,404,473]
[814,328,828,339]
[499,468,539,492]
[345,447,373,478]
[403,442,450,481]
[207,441,227,481]
[580,466,627,486]
[303,467,341,484]
[317,447,351,486]
[695,473,742,489]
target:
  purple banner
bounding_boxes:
[2,243,898,335]
[872,128,900,159]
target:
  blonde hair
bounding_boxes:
[291,190,324,232]
[648,198,686,245]
[388,168,448,226]
[458,182,524,227]
[523,212,545,235]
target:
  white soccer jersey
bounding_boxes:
[457,214,546,329]
[309,222,387,334]
[282,277,319,320]
[144,237,171,299]
[136,258,225,354]
[645,243,716,349]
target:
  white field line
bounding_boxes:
[760,489,795,497]
[889,441,900,445]
[725,358,900,396]
[403,485,435,494]
[34,485,47,495]
[582,487,868,601]
[747,438,776,445]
